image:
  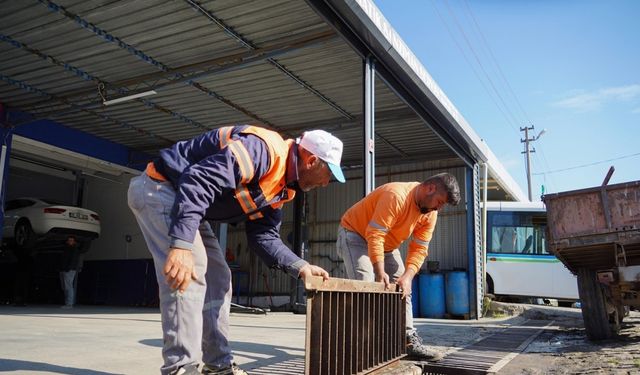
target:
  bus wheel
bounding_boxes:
[486,274,494,295]
[577,268,613,340]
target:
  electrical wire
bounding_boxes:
[462,0,532,125]
[533,152,640,175]
[532,147,555,193]
[441,0,522,131]
[448,0,554,193]
[429,0,520,136]
[531,142,556,191]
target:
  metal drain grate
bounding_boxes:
[304,276,406,375]
[249,358,306,375]
[417,319,551,374]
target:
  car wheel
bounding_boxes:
[15,221,36,250]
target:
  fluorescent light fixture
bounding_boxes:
[103,90,157,106]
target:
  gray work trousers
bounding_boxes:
[59,270,77,306]
[128,173,233,375]
[336,226,415,333]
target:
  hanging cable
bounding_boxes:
[441,0,522,131]
[97,82,106,102]
[533,152,640,175]
[429,0,520,136]
[462,0,532,125]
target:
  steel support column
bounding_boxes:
[481,163,488,308]
[466,165,481,319]
[363,56,376,196]
[290,192,307,313]
[0,106,12,242]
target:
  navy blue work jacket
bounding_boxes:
[154,125,306,277]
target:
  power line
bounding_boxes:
[533,146,556,193]
[429,0,520,136]
[441,0,522,130]
[534,152,553,190]
[533,152,640,175]
[432,0,546,192]
[454,0,553,194]
[462,0,532,125]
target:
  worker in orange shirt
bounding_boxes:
[337,173,461,361]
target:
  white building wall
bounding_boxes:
[83,174,149,260]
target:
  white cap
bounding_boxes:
[298,129,345,183]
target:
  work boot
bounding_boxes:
[406,331,444,362]
[171,364,200,375]
[201,363,247,375]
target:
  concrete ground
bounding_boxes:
[0,304,535,374]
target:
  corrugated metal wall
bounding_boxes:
[226,158,470,296]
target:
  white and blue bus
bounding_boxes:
[485,201,579,301]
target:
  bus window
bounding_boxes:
[488,212,549,255]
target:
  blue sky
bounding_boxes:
[375,0,640,199]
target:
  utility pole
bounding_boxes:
[520,126,545,201]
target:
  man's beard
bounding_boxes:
[420,206,435,214]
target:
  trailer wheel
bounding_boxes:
[615,302,629,323]
[577,268,613,340]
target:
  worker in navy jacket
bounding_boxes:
[128,125,345,375]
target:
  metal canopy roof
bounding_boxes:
[0,0,526,201]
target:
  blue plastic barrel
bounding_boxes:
[411,276,420,317]
[418,273,445,318]
[445,271,470,316]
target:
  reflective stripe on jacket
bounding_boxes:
[231,126,297,219]
[340,182,437,273]
[153,125,306,276]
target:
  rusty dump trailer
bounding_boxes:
[543,175,640,340]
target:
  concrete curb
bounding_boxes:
[486,300,583,322]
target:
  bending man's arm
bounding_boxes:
[246,208,329,281]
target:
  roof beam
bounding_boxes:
[284,108,419,133]
[0,33,210,132]
[1,74,173,146]
[25,29,338,108]
[285,108,427,158]
[36,0,290,133]
[186,0,354,120]
[343,152,459,170]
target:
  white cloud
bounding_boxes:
[553,84,640,112]
[500,157,521,169]
[632,107,640,114]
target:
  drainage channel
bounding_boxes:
[417,319,552,375]
[247,319,550,375]
[249,358,306,375]
[249,358,422,375]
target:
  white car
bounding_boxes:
[3,198,100,249]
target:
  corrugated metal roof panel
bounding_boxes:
[0,0,489,180]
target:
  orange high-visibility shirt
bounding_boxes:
[340,182,437,273]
